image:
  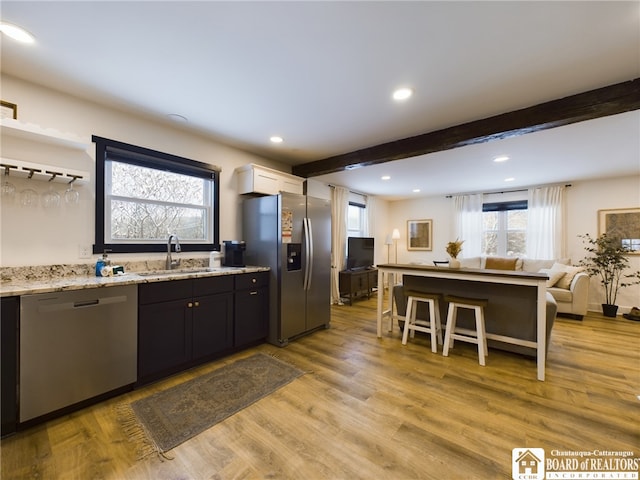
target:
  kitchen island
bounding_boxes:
[376,264,549,381]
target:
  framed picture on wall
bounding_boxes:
[407,219,432,251]
[598,207,640,254]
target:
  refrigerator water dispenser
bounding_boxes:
[287,243,301,271]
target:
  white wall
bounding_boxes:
[385,175,640,313]
[0,75,292,267]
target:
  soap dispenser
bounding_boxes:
[95,251,111,277]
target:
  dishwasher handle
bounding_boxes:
[37,295,129,313]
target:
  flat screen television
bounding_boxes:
[346,236,375,270]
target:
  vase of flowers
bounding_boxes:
[446,239,464,268]
[578,233,640,317]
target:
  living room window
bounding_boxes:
[482,200,527,257]
[93,136,220,254]
[347,201,366,238]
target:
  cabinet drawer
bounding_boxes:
[235,271,269,290]
[139,279,192,304]
[193,276,234,296]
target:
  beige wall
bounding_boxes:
[384,175,640,313]
[0,75,291,267]
[3,74,638,312]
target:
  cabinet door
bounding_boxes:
[192,292,233,360]
[1,297,18,436]
[138,299,191,379]
[235,286,268,347]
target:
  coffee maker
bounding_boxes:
[223,240,246,267]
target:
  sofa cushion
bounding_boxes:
[485,257,518,270]
[459,257,482,269]
[551,263,585,290]
[522,258,570,272]
[539,268,566,287]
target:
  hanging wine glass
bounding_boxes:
[41,172,61,209]
[64,177,80,205]
[19,188,38,207]
[1,165,16,202]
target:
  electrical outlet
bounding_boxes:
[78,244,92,259]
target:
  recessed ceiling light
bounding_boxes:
[167,113,188,123]
[270,136,283,144]
[381,175,391,180]
[412,188,421,193]
[392,87,413,101]
[504,177,515,182]
[494,155,510,163]
[0,22,35,44]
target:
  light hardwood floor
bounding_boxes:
[2,293,638,479]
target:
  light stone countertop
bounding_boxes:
[0,263,270,297]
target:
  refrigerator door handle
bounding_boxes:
[303,217,313,290]
[307,217,314,290]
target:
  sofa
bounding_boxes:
[457,256,589,320]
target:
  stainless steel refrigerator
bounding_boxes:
[243,192,331,346]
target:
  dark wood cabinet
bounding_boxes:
[234,271,269,347]
[339,268,378,305]
[138,276,233,383]
[1,296,18,436]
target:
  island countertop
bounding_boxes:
[376,263,548,280]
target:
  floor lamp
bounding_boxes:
[385,234,393,263]
[392,228,401,263]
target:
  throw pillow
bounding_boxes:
[539,268,566,288]
[485,257,518,270]
[551,263,585,289]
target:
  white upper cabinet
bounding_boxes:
[236,164,304,195]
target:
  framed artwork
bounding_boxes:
[407,219,432,251]
[0,101,17,120]
[598,208,640,254]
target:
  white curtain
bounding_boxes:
[527,185,564,259]
[453,194,484,258]
[330,186,349,305]
[365,195,380,236]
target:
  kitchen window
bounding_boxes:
[93,136,220,253]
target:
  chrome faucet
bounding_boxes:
[166,234,182,270]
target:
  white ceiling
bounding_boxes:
[1,1,639,200]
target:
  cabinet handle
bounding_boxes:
[194,301,200,307]
[188,302,193,308]
[249,291,258,295]
[252,278,257,283]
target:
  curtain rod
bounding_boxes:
[445,183,572,199]
[327,183,369,198]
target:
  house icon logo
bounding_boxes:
[512,448,545,480]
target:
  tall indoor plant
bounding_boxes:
[578,233,640,317]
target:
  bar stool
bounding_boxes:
[401,291,443,353]
[442,295,489,366]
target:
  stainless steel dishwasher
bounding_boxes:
[20,285,137,422]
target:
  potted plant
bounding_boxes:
[446,239,464,268]
[577,233,640,317]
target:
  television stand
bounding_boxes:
[339,268,378,305]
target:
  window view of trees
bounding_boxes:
[347,203,365,238]
[482,209,527,256]
[107,161,212,243]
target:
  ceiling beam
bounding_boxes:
[292,78,640,178]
